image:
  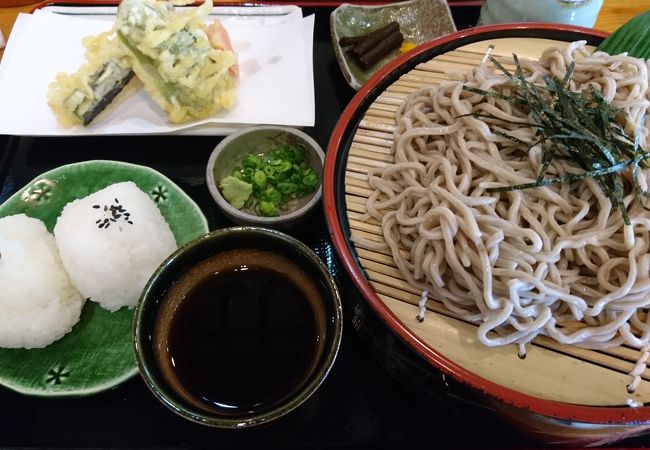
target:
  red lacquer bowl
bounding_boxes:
[323,22,650,446]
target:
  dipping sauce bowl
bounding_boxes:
[133,227,342,428]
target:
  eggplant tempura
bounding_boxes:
[48,0,238,126]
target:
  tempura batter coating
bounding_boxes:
[48,32,134,127]
[48,0,238,126]
[116,0,238,123]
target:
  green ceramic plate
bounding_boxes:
[0,160,209,397]
[330,0,456,90]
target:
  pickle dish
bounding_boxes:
[206,126,324,228]
[330,0,456,90]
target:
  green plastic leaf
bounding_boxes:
[597,10,650,59]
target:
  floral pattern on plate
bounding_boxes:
[0,160,208,397]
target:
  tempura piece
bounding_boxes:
[48,32,134,127]
[115,0,238,123]
[47,0,238,127]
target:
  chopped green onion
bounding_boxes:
[259,200,279,217]
[223,142,320,217]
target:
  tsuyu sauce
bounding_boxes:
[153,249,325,417]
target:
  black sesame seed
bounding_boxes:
[92,205,100,209]
[95,219,101,224]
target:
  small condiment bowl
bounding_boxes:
[330,0,456,90]
[133,226,342,428]
[206,126,324,228]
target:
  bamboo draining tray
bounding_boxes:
[344,37,650,407]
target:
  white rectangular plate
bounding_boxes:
[0,5,315,136]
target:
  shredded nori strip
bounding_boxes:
[460,55,650,224]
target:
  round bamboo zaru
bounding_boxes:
[343,37,650,407]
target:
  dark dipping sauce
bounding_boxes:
[153,248,326,417]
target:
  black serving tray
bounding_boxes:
[0,4,623,449]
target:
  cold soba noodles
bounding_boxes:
[358,41,650,392]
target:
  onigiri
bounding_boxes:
[54,181,177,311]
[0,214,84,348]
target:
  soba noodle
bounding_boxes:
[359,41,650,391]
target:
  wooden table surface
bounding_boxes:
[0,0,649,61]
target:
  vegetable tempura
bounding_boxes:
[48,0,238,126]
[116,0,238,123]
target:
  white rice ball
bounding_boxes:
[0,214,84,348]
[54,181,177,312]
